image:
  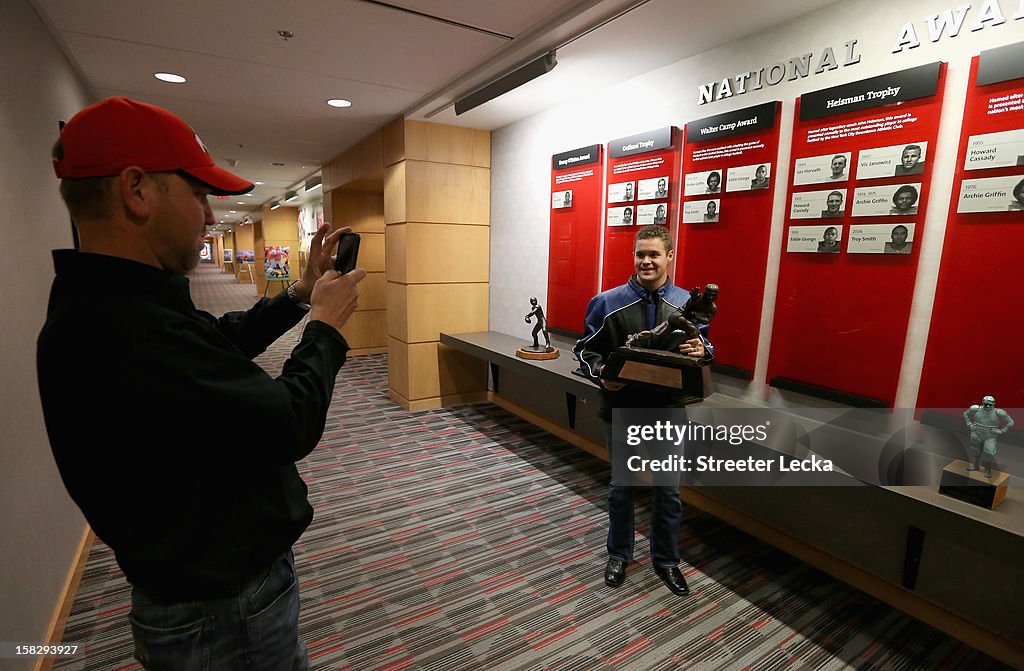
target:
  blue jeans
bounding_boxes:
[605,421,682,567]
[129,551,309,671]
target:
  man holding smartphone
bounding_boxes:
[38,97,365,670]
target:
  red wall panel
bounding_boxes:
[767,65,947,406]
[918,56,1024,410]
[676,102,782,378]
[547,145,604,333]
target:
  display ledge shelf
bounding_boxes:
[442,330,1023,539]
[440,330,595,396]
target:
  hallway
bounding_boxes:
[52,263,1010,671]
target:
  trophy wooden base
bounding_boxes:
[938,459,1009,510]
[516,346,560,360]
[602,346,708,403]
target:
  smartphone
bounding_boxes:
[334,233,361,274]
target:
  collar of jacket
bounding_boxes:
[52,249,195,311]
[627,275,673,303]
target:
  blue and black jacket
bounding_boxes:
[573,276,712,414]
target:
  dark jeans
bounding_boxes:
[129,551,309,671]
[605,421,682,567]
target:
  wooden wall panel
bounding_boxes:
[387,223,488,284]
[404,121,490,168]
[385,224,408,284]
[358,232,386,273]
[322,130,384,191]
[383,162,406,225]
[358,271,387,311]
[387,340,487,401]
[349,130,384,181]
[340,309,387,350]
[404,160,490,225]
[387,336,409,398]
[382,117,406,168]
[386,282,488,344]
[386,283,408,343]
[329,191,385,233]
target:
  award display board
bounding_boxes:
[768,63,946,406]
[600,127,681,290]
[547,144,604,333]
[676,101,781,378]
[918,43,1024,410]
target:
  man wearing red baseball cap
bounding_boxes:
[38,97,365,670]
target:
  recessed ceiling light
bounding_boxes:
[229,210,236,213]
[254,181,264,185]
[154,72,186,84]
[326,98,352,108]
[237,201,245,204]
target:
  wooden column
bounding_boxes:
[383,120,490,411]
[233,222,256,286]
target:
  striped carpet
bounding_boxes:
[53,264,1010,670]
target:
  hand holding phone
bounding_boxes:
[334,233,361,274]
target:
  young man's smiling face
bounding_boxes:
[634,237,673,290]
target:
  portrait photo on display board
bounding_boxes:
[851,183,921,217]
[607,206,635,226]
[787,224,843,253]
[684,169,722,196]
[608,181,635,203]
[682,198,720,223]
[636,203,668,225]
[790,188,847,219]
[964,128,1024,171]
[793,152,851,185]
[726,163,772,192]
[847,223,916,254]
[223,248,233,263]
[856,141,928,180]
[637,176,670,200]
[552,189,573,209]
[957,174,1024,213]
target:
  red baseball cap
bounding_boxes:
[53,96,253,196]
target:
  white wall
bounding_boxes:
[0,0,94,663]
[489,0,1024,407]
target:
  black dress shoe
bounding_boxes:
[654,565,689,595]
[604,558,626,587]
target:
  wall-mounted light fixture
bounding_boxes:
[454,52,557,116]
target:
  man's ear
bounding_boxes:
[118,167,153,221]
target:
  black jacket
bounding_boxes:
[37,251,348,601]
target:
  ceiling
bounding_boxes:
[32,0,837,232]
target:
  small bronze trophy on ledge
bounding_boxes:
[516,297,560,360]
[601,284,718,404]
[939,395,1014,510]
